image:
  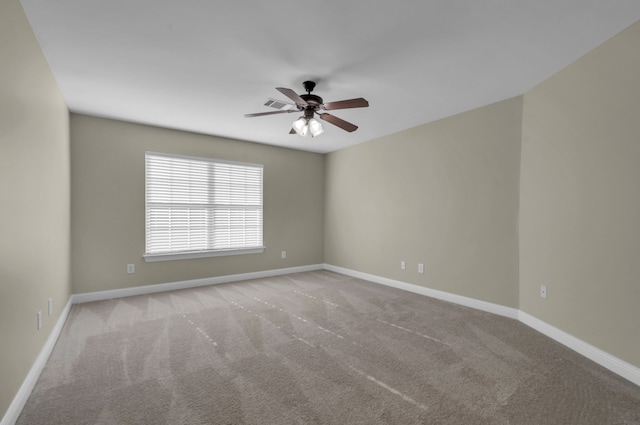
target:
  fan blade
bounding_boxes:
[276,87,308,106]
[318,113,358,132]
[322,98,369,110]
[244,110,298,118]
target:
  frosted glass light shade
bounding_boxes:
[292,117,309,137]
[308,118,324,137]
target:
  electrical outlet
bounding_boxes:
[281,251,287,259]
[418,263,424,274]
[37,311,42,330]
[48,298,53,316]
[540,285,547,299]
[401,260,406,270]
[127,264,135,274]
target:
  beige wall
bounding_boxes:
[70,115,324,293]
[325,97,522,308]
[0,0,71,419]
[520,21,640,367]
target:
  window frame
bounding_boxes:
[143,151,265,263]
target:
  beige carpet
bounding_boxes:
[16,270,640,424]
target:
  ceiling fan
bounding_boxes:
[244,81,369,137]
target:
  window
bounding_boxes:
[144,152,264,262]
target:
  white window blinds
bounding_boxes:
[145,152,264,261]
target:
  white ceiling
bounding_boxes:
[19,0,640,153]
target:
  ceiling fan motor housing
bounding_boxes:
[300,94,323,109]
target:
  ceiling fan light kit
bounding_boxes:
[245,81,369,138]
[293,116,323,137]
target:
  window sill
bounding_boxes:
[143,247,265,262]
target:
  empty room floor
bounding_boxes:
[16,271,640,424]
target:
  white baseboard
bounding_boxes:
[324,264,640,388]
[324,264,519,319]
[1,298,73,425]
[518,311,640,387]
[72,264,324,304]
